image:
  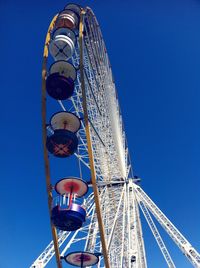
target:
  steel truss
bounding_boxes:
[34,4,200,268]
[31,180,200,268]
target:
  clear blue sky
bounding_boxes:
[0,0,200,267]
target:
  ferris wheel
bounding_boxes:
[31,3,200,268]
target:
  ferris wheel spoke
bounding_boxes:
[84,208,99,252]
[135,191,148,267]
[57,100,66,111]
[107,184,125,249]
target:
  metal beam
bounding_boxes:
[134,184,200,267]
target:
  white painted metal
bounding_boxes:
[107,185,125,249]
[133,183,200,267]
[138,201,176,268]
[31,180,200,267]
[134,196,148,268]
[128,181,147,268]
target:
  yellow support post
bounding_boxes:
[41,14,63,268]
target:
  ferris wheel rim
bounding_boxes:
[41,5,130,268]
